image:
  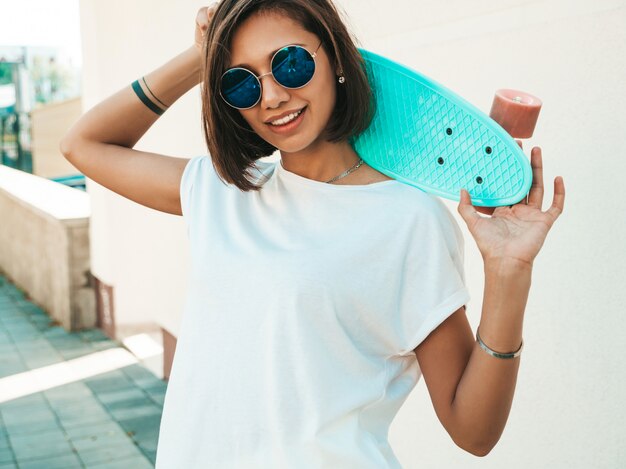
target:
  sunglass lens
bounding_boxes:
[220,68,260,108]
[272,46,315,88]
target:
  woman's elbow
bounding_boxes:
[459,439,496,457]
[452,432,497,457]
[59,133,84,161]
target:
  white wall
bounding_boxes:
[79,0,205,336]
[78,0,626,466]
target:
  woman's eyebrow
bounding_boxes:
[230,43,308,69]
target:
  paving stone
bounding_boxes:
[3,419,63,437]
[0,273,164,467]
[116,413,162,438]
[109,404,162,421]
[41,327,68,338]
[46,395,102,412]
[3,322,40,330]
[89,341,120,352]
[47,335,85,347]
[0,336,14,347]
[0,364,27,378]
[129,422,160,452]
[17,305,47,316]
[85,376,136,394]
[0,341,15,352]
[96,388,147,406]
[51,340,94,351]
[77,329,109,342]
[6,324,39,335]
[0,400,49,416]
[0,335,10,344]
[147,394,165,407]
[89,454,153,468]
[17,453,83,469]
[16,351,59,361]
[63,421,127,441]
[55,401,108,417]
[131,376,164,390]
[44,382,93,399]
[135,430,160,452]
[23,356,64,368]
[142,448,157,464]
[29,315,51,324]
[121,364,157,380]
[54,395,104,412]
[0,438,10,451]
[0,447,15,464]
[6,425,66,443]
[70,430,135,453]
[56,348,96,360]
[0,318,29,327]
[143,381,167,407]
[12,338,49,349]
[0,394,47,410]
[9,435,74,462]
[103,396,153,412]
[76,441,144,466]
[0,344,21,357]
[1,408,57,426]
[57,408,112,429]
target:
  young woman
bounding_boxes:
[60,0,565,467]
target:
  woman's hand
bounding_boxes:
[457,145,565,267]
[194,3,220,54]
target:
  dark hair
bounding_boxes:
[200,0,375,191]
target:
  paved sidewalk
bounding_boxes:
[0,274,167,468]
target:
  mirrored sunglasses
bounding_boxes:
[220,41,323,110]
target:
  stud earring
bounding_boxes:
[338,75,345,84]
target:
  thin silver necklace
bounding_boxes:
[280,158,365,184]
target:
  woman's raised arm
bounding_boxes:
[59,6,217,216]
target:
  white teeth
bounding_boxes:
[269,109,303,126]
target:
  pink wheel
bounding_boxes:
[489,89,542,139]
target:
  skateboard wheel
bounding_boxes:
[489,89,542,139]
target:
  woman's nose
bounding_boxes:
[259,74,290,109]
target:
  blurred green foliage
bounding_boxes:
[0,63,12,85]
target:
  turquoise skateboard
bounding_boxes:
[351,49,533,207]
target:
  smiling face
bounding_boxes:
[227,10,338,154]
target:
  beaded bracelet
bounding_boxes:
[476,327,523,359]
[131,77,169,116]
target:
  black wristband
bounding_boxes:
[142,76,169,108]
[132,80,165,116]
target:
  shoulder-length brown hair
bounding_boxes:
[200,0,375,192]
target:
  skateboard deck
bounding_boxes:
[351,49,533,207]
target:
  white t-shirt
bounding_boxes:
[155,155,471,468]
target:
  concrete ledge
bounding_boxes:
[0,164,94,330]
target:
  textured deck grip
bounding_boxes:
[351,49,533,207]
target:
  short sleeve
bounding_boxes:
[393,196,471,357]
[179,155,208,234]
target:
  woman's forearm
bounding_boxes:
[451,258,531,455]
[61,45,202,152]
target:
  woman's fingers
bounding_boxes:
[527,147,545,210]
[194,3,220,50]
[196,3,219,30]
[546,176,565,223]
[457,189,482,229]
